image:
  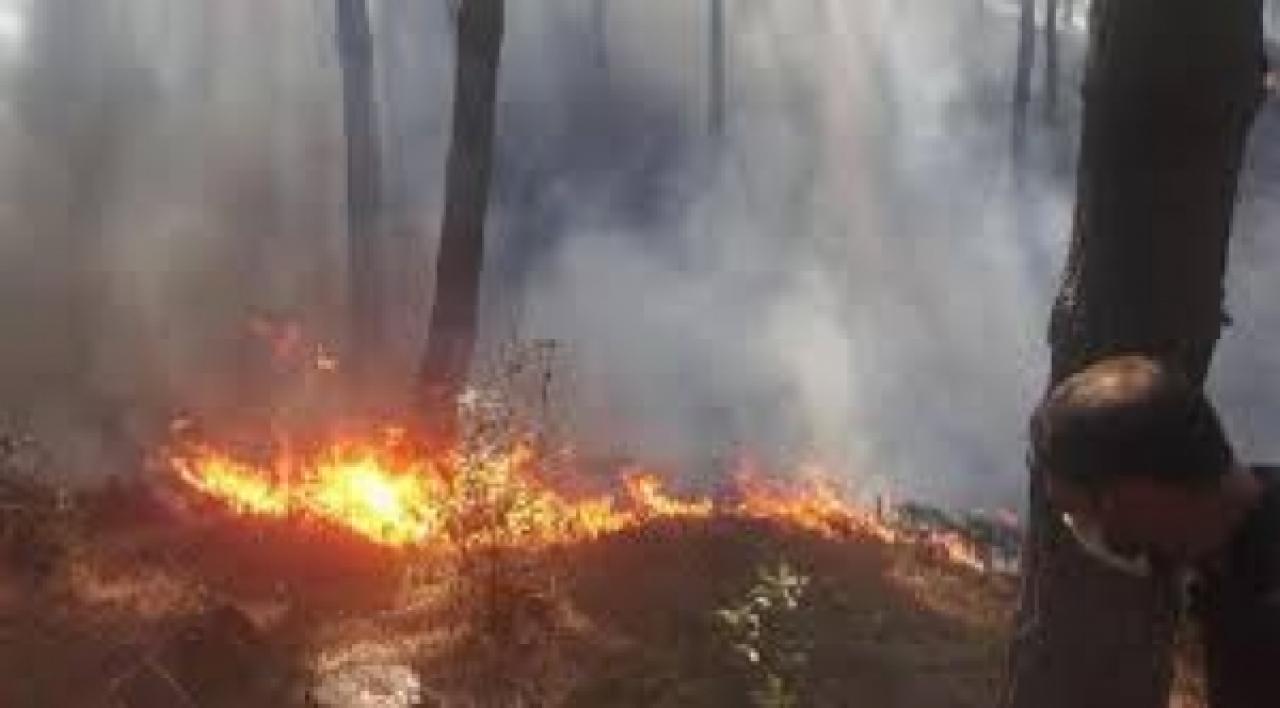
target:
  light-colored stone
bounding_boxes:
[312,663,424,708]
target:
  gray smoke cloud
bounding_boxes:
[5,0,1216,513]
[490,0,1077,508]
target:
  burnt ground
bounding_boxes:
[0,488,1209,707]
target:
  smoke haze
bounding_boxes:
[7,0,1274,512]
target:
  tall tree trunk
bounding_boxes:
[336,0,383,381]
[1043,0,1060,121]
[419,0,505,439]
[710,0,726,137]
[1013,0,1036,149]
[1002,1,1264,707]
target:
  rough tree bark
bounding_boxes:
[419,0,505,439]
[1002,1,1264,707]
[336,0,384,380]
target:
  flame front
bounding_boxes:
[166,426,992,573]
[170,435,445,547]
[165,322,1002,566]
[172,448,293,517]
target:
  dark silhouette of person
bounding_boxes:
[1033,355,1280,707]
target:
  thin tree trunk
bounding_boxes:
[336,0,383,380]
[1013,0,1036,149]
[419,0,505,440]
[1002,1,1264,707]
[1044,0,1060,121]
[710,0,726,137]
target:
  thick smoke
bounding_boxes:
[0,0,1156,511]
[495,0,1076,508]
[0,0,351,478]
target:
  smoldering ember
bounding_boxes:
[1,1,1275,706]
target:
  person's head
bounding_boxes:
[1035,355,1247,567]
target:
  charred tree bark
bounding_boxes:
[1013,0,1036,149]
[419,0,505,439]
[1044,0,1060,121]
[336,0,384,380]
[1003,1,1264,707]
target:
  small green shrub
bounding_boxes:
[716,561,814,708]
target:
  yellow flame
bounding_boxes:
[307,456,441,547]
[166,425,989,575]
[624,471,713,519]
[169,436,447,547]
[172,449,292,517]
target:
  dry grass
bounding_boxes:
[0,485,1213,707]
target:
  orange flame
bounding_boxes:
[165,424,1004,574]
[170,432,445,547]
[736,473,897,543]
[188,321,948,552]
[623,471,713,520]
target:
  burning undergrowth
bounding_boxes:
[167,427,887,552]
[0,334,1030,706]
[28,414,1221,708]
[3,430,1027,706]
[159,417,1015,575]
[151,328,1015,569]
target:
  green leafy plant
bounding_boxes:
[716,561,814,708]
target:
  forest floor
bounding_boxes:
[0,483,1208,707]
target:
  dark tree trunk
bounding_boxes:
[419,0,505,439]
[1013,0,1036,148]
[1002,1,1264,707]
[1044,0,1060,121]
[336,0,383,380]
[710,0,726,137]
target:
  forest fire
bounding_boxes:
[163,424,1005,573]
[168,431,444,547]
[154,315,1014,569]
[166,428,836,549]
